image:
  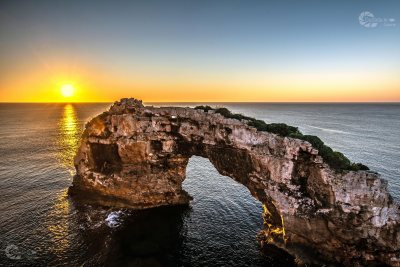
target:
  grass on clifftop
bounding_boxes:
[194,105,369,172]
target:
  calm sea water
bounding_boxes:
[0,103,399,266]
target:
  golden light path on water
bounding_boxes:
[58,104,80,175]
[46,189,72,257]
[47,104,81,258]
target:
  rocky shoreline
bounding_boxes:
[70,98,400,266]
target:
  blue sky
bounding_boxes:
[0,0,399,102]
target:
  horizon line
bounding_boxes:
[1,101,400,104]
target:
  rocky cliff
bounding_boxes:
[70,98,400,266]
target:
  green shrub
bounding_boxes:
[267,123,301,136]
[348,163,370,171]
[192,105,369,172]
[292,135,369,171]
[212,107,256,122]
[248,119,269,131]
[248,121,301,136]
[230,113,256,122]
[214,107,232,117]
[194,105,213,112]
[325,151,351,170]
[296,135,324,150]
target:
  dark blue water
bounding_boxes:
[0,103,399,266]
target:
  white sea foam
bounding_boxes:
[308,125,347,134]
[105,211,123,228]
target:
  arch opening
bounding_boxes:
[173,141,287,248]
[180,155,292,265]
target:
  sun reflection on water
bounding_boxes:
[58,104,80,175]
[45,105,81,260]
[46,189,72,257]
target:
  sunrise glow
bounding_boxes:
[61,84,75,98]
[0,1,398,103]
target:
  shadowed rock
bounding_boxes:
[70,98,400,266]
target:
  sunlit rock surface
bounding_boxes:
[70,98,400,266]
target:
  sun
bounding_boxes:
[60,84,75,98]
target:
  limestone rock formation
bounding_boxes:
[70,98,400,266]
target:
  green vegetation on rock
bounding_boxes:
[194,105,213,112]
[194,105,369,172]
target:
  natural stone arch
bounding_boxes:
[70,98,400,266]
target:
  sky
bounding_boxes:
[0,0,399,102]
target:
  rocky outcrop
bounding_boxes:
[70,98,400,266]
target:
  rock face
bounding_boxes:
[70,98,400,266]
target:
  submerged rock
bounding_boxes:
[70,98,400,266]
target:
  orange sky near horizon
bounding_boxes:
[1,1,399,103]
[1,65,399,103]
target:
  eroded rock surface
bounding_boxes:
[70,98,400,266]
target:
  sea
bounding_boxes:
[0,103,399,266]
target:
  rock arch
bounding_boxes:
[70,98,400,266]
